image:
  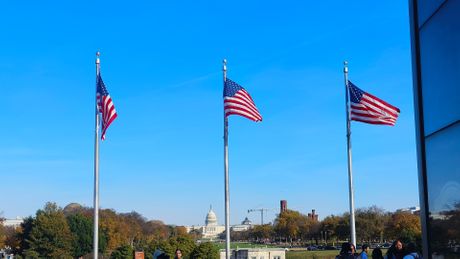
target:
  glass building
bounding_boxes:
[409,0,460,258]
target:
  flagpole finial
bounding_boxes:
[96,51,101,64]
[343,60,348,73]
[223,59,227,72]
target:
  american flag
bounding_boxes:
[224,78,262,122]
[96,74,117,140]
[348,80,400,126]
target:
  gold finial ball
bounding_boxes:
[344,60,348,66]
[96,51,101,57]
[223,59,227,64]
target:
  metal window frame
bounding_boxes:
[408,0,431,258]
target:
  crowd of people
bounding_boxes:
[336,240,421,259]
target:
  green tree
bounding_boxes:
[110,244,134,259]
[321,215,341,242]
[67,213,93,257]
[24,202,73,258]
[190,242,219,259]
[249,224,274,241]
[355,206,387,243]
[16,216,34,257]
[167,235,196,258]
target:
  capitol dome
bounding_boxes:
[205,207,218,226]
[241,217,252,225]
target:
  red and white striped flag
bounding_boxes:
[96,74,117,140]
[223,78,262,122]
[348,80,400,126]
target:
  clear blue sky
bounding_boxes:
[0,1,418,226]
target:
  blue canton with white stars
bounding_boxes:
[348,80,365,103]
[97,74,109,96]
[224,78,244,97]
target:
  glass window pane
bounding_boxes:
[419,0,460,135]
[425,122,460,257]
[417,0,446,26]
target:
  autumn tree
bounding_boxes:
[174,226,188,237]
[24,202,73,258]
[299,216,320,241]
[188,228,203,240]
[274,210,314,243]
[144,220,170,241]
[100,208,131,253]
[249,224,274,241]
[0,216,5,248]
[4,226,21,254]
[385,211,421,242]
[120,211,145,247]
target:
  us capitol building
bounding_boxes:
[185,207,253,239]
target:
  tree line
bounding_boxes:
[0,202,218,259]
[228,206,421,246]
[0,203,422,258]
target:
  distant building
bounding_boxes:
[280,200,287,214]
[231,217,253,232]
[220,248,285,259]
[396,206,420,215]
[307,209,319,221]
[1,217,23,229]
[186,207,253,239]
[186,207,226,239]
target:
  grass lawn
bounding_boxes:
[287,250,339,259]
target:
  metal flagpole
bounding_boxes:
[343,61,356,247]
[223,59,231,259]
[93,51,101,259]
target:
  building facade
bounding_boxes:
[219,248,285,259]
[409,0,460,258]
[1,217,24,229]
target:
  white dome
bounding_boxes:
[205,208,218,226]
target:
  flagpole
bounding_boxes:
[344,61,356,248]
[223,59,231,259]
[93,51,101,259]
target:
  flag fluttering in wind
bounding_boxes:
[348,80,400,126]
[96,74,117,140]
[223,78,262,122]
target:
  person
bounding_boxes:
[153,249,170,259]
[403,243,421,259]
[351,244,358,257]
[386,240,405,259]
[336,242,356,259]
[358,244,370,259]
[174,249,182,259]
[372,247,384,259]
